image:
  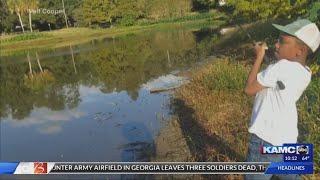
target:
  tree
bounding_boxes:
[61,0,68,28]
[64,0,83,27]
[35,0,62,30]
[0,0,8,33]
[112,0,147,26]
[307,1,320,25]
[226,0,310,21]
[7,0,29,33]
[82,0,113,27]
[26,0,38,32]
[146,0,192,20]
[192,0,217,11]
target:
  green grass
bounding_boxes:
[298,77,320,173]
[0,26,155,56]
[1,33,53,43]
[202,60,249,91]
[136,11,226,26]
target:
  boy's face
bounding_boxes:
[274,34,301,60]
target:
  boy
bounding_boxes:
[244,19,320,179]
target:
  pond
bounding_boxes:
[0,26,220,162]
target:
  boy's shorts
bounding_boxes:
[245,133,301,180]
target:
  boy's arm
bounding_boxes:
[244,43,267,96]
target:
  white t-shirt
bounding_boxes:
[248,59,311,145]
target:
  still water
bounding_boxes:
[0,27,219,162]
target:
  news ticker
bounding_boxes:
[0,162,314,174]
[0,143,314,175]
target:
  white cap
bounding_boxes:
[273,19,320,52]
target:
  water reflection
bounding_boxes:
[69,45,77,74]
[120,122,154,162]
[0,27,219,162]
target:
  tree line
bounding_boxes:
[0,0,218,33]
[0,0,319,34]
[226,0,319,23]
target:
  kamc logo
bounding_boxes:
[261,145,310,154]
[261,146,295,154]
[34,162,47,174]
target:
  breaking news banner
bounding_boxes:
[0,162,269,174]
[0,144,313,175]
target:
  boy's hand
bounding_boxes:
[245,42,268,96]
[254,42,268,61]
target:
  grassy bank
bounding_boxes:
[172,59,251,179]
[0,26,155,56]
[0,12,225,56]
[171,58,319,179]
